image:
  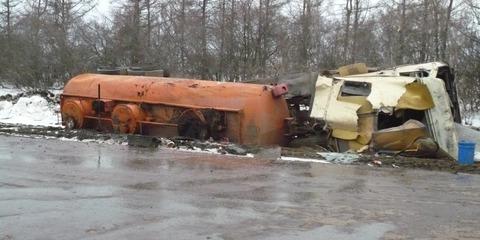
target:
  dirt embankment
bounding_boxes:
[282,146,480,174]
[363,155,480,174]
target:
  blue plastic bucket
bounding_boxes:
[458,141,475,165]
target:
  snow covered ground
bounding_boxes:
[0,88,61,127]
[466,114,480,128]
[0,88,23,96]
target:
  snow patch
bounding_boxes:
[176,146,254,158]
[279,156,331,164]
[0,88,23,96]
[463,113,480,128]
[471,117,480,129]
[0,95,60,126]
[279,153,360,164]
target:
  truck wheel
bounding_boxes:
[61,99,85,129]
[64,117,76,130]
[177,110,208,140]
[111,104,144,134]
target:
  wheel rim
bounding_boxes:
[65,117,75,130]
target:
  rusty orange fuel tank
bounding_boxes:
[61,74,290,146]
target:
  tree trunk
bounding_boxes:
[343,0,352,64]
[419,0,428,62]
[5,0,11,38]
[200,0,208,79]
[300,0,311,69]
[396,0,406,64]
[440,0,454,60]
[351,0,360,63]
[180,0,186,69]
[218,0,226,81]
[132,0,142,65]
[146,0,152,49]
[433,0,440,60]
[227,0,237,81]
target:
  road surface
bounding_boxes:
[1,135,480,239]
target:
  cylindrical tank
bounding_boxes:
[61,74,290,146]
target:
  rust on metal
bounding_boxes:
[61,74,290,146]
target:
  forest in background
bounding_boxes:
[0,0,479,111]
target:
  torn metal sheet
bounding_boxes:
[347,140,368,152]
[338,76,415,110]
[346,62,461,123]
[397,82,435,110]
[337,63,369,77]
[337,96,373,114]
[310,76,361,134]
[332,128,359,140]
[310,76,334,119]
[356,113,375,145]
[312,75,415,115]
[310,75,416,141]
[420,77,458,159]
[391,62,447,77]
[372,120,428,151]
[348,62,446,78]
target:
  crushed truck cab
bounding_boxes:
[307,62,460,159]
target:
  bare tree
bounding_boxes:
[0,0,477,107]
[396,0,407,64]
[440,0,454,60]
[343,0,352,63]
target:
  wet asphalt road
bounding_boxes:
[1,135,480,240]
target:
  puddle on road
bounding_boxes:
[124,181,159,190]
[263,222,396,240]
[70,185,117,199]
[80,153,114,169]
[51,147,115,169]
[454,173,474,185]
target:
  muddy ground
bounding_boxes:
[1,122,479,174]
[282,147,480,174]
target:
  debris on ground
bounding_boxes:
[317,152,362,164]
[372,160,383,166]
[357,155,480,174]
[0,123,126,144]
[0,121,480,173]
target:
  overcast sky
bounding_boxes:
[86,0,378,22]
[89,0,113,19]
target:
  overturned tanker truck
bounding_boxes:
[61,62,461,159]
[61,72,290,146]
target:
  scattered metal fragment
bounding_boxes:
[316,152,361,164]
[372,160,382,166]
